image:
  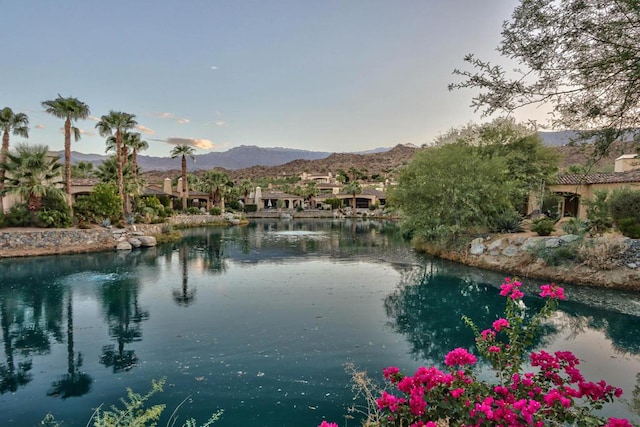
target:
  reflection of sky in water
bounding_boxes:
[0,220,638,425]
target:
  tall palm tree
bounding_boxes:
[95,111,137,218]
[126,132,148,181]
[41,95,90,200]
[0,144,64,225]
[170,145,196,211]
[0,108,29,212]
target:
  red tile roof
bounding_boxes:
[553,169,640,185]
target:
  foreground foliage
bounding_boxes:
[319,279,633,426]
[42,378,223,427]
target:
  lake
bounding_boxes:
[0,219,639,426]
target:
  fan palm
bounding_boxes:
[343,181,362,210]
[198,170,231,210]
[0,108,29,212]
[170,145,196,211]
[0,144,64,225]
[41,95,90,200]
[95,111,137,218]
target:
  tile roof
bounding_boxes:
[553,169,640,185]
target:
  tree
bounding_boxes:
[0,108,29,212]
[71,161,95,178]
[198,170,231,210]
[95,111,137,218]
[450,0,640,158]
[342,180,362,210]
[170,145,195,211]
[0,144,64,225]
[41,95,90,200]
[389,142,513,242]
[126,132,148,181]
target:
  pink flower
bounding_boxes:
[444,348,477,367]
[499,277,524,300]
[605,418,634,427]
[383,366,400,381]
[492,318,510,332]
[539,283,565,300]
[450,387,465,398]
[488,345,501,353]
[318,422,338,427]
[480,328,496,340]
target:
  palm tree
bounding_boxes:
[0,108,29,212]
[198,170,231,211]
[41,96,90,200]
[0,144,64,225]
[95,111,137,218]
[126,132,148,181]
[71,161,95,178]
[343,180,362,210]
[170,145,196,211]
[238,179,253,205]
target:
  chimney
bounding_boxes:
[163,178,172,194]
[615,154,639,172]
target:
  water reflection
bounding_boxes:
[99,273,149,373]
[48,293,92,399]
[0,219,637,425]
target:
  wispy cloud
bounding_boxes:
[88,115,101,122]
[162,137,216,150]
[215,120,226,127]
[211,65,218,70]
[150,112,190,124]
[60,127,94,137]
[35,124,45,129]
[136,125,155,135]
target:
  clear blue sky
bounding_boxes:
[2,1,531,157]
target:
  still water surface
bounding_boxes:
[1,219,639,426]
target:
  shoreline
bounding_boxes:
[1,223,639,292]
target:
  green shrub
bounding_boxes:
[186,207,202,215]
[210,207,222,216]
[609,187,640,238]
[488,209,524,233]
[296,205,304,212]
[73,183,122,224]
[561,217,587,236]
[528,241,580,266]
[531,217,555,236]
[324,198,342,209]
[6,203,30,227]
[584,189,613,235]
[0,212,5,228]
[35,207,72,228]
[244,204,258,213]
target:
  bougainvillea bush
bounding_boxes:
[318,279,634,427]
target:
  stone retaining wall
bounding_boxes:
[0,228,115,257]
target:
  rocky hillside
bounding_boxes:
[144,144,418,183]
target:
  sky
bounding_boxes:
[1,1,539,157]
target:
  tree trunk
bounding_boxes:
[64,118,71,197]
[0,131,9,213]
[116,129,125,220]
[181,155,187,211]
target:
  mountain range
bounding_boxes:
[62,131,627,174]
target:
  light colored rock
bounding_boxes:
[545,237,561,248]
[521,237,544,251]
[131,231,145,236]
[560,234,580,243]
[138,236,157,247]
[501,246,520,257]
[116,241,132,251]
[229,218,241,225]
[487,239,504,252]
[470,237,485,255]
[627,263,638,269]
[508,236,526,246]
[128,238,142,248]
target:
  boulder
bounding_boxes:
[560,234,580,243]
[470,238,485,255]
[545,237,561,248]
[138,236,157,247]
[487,239,504,252]
[116,241,132,251]
[501,246,520,257]
[128,238,142,248]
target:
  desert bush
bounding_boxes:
[0,212,5,228]
[244,204,258,213]
[561,217,587,236]
[531,217,556,236]
[35,207,72,228]
[488,209,524,233]
[527,240,580,266]
[210,207,222,216]
[584,189,613,235]
[609,187,640,238]
[578,237,628,270]
[186,207,202,215]
[73,183,122,224]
